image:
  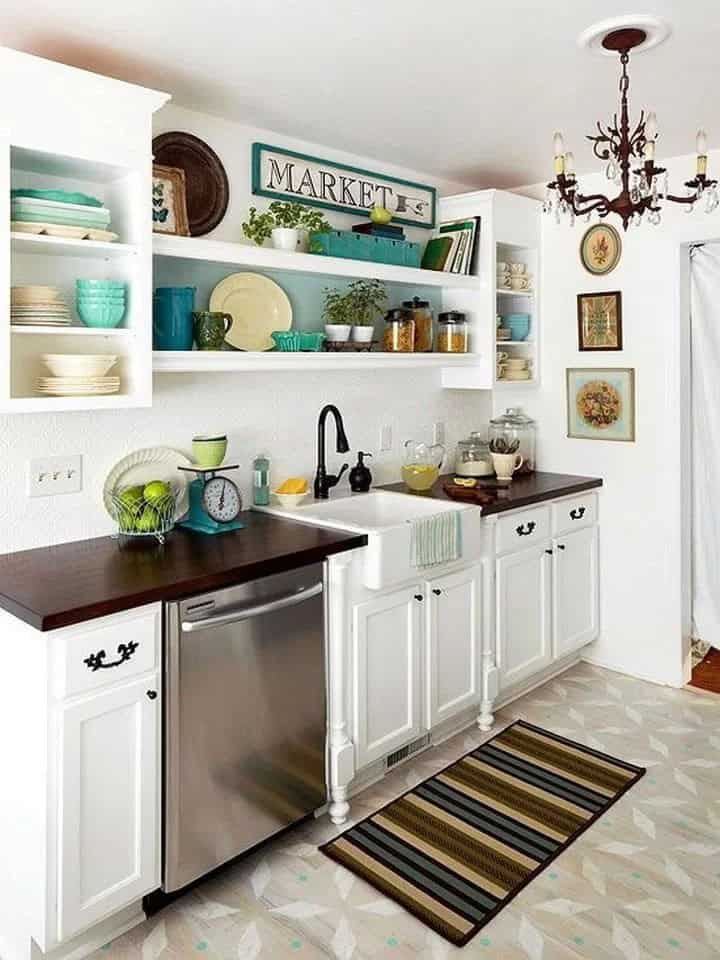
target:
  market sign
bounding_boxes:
[252,142,436,228]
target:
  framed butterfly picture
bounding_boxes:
[152,164,190,236]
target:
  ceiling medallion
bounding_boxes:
[545,22,717,230]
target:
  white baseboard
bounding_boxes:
[37,903,146,960]
[580,653,683,688]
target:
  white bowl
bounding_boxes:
[273,491,310,508]
[42,354,118,378]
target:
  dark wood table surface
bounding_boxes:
[0,512,367,631]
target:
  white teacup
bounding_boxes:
[497,274,511,288]
[496,362,506,380]
[497,261,509,273]
[491,451,524,483]
[505,357,528,369]
[510,275,530,290]
[509,262,526,275]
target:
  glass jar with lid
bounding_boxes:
[402,297,433,352]
[488,407,537,473]
[383,308,415,352]
[436,311,468,353]
[455,432,494,477]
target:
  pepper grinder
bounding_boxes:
[349,451,373,492]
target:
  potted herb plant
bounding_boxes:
[242,201,331,252]
[322,279,387,344]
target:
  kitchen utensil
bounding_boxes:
[76,279,125,291]
[489,407,537,472]
[491,451,524,483]
[42,354,117,377]
[178,464,245,535]
[209,273,291,351]
[103,447,192,522]
[10,221,119,242]
[505,313,530,341]
[152,131,229,236]
[455,433,494,477]
[402,439,445,491]
[192,311,233,350]
[441,479,494,505]
[153,286,196,350]
[509,262,527,275]
[273,490,311,508]
[510,275,530,291]
[77,300,126,328]
[192,435,228,468]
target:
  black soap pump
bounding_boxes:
[349,452,373,493]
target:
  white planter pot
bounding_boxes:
[351,325,374,343]
[325,324,352,343]
[296,229,310,253]
[271,227,300,251]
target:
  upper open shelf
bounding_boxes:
[152,234,484,290]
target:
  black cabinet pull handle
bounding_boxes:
[557,544,566,551]
[516,521,536,537]
[545,549,553,555]
[414,594,424,602]
[84,641,139,672]
[146,690,158,700]
[570,507,586,520]
[432,588,442,596]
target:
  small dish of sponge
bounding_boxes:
[274,477,310,508]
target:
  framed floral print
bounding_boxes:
[577,291,623,350]
[580,223,622,275]
[152,164,190,236]
[567,367,635,442]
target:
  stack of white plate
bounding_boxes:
[38,354,120,397]
[12,286,72,326]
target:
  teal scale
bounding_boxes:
[178,465,246,535]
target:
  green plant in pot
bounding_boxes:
[322,279,387,344]
[242,201,331,252]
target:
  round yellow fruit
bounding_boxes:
[143,480,171,505]
[370,205,392,225]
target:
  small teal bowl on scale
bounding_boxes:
[505,313,531,341]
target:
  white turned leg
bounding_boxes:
[477,701,495,732]
[329,787,350,825]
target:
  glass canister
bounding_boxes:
[383,307,415,352]
[437,311,468,353]
[455,432,494,477]
[488,407,537,473]
[402,297,433,352]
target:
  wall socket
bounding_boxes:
[28,456,83,497]
[380,423,393,452]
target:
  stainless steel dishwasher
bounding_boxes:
[164,562,326,892]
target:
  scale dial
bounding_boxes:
[202,476,242,523]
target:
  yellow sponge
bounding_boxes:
[276,477,308,495]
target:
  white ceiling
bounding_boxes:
[1,0,719,188]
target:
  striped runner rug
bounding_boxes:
[321,719,644,946]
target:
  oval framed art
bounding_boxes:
[580,223,622,275]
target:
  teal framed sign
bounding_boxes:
[251,142,436,229]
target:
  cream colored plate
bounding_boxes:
[103,446,192,520]
[209,272,291,351]
[11,222,118,242]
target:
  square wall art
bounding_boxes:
[567,367,635,442]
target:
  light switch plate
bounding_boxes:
[380,423,392,452]
[28,456,83,497]
[433,421,445,445]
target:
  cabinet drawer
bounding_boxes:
[53,605,161,700]
[496,506,551,555]
[552,493,598,536]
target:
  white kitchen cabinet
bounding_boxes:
[425,567,482,728]
[352,585,423,768]
[553,525,599,658]
[58,677,159,942]
[496,544,553,689]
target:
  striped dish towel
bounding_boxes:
[410,511,462,567]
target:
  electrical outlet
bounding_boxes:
[380,423,392,452]
[433,421,445,445]
[28,456,82,497]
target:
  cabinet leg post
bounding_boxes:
[477,701,495,732]
[329,786,350,826]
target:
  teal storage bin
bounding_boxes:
[271,331,326,352]
[310,230,421,268]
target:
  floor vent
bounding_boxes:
[386,734,430,770]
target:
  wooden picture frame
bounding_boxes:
[577,291,623,351]
[152,164,190,236]
[567,367,635,442]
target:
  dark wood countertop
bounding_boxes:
[0,512,367,632]
[380,470,602,516]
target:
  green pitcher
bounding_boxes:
[193,311,234,350]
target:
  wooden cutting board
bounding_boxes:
[442,480,495,505]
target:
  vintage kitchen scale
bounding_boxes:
[178,464,245,534]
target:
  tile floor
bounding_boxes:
[91,663,720,959]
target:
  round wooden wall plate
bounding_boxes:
[580,223,622,275]
[152,132,229,236]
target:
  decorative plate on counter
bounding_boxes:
[209,273,292,351]
[152,131,229,236]
[103,447,193,521]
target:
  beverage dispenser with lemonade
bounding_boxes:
[401,439,445,492]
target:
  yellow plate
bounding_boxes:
[209,272,292,351]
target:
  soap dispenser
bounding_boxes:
[349,452,373,493]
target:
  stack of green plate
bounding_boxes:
[11,189,111,230]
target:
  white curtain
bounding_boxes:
[690,243,720,648]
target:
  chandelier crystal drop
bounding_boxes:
[545,26,718,230]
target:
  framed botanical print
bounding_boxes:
[580,223,622,275]
[577,291,623,350]
[567,367,635,442]
[152,164,190,236]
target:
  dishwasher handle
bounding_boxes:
[180,580,323,632]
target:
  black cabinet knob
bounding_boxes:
[432,588,442,596]
[146,690,158,700]
[557,544,566,551]
[545,549,553,555]
[414,594,424,602]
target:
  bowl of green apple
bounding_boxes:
[111,480,178,544]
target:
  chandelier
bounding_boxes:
[544,25,718,230]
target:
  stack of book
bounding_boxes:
[420,217,481,275]
[352,222,406,240]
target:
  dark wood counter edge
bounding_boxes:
[0,534,367,633]
[479,477,603,515]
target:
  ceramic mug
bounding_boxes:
[509,262,526,275]
[497,274,511,288]
[510,275,530,290]
[193,311,234,351]
[153,286,196,350]
[496,261,509,273]
[491,451,524,483]
[496,362,506,380]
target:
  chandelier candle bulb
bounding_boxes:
[564,151,575,176]
[696,130,708,176]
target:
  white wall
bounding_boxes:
[0,104,487,555]
[511,150,720,687]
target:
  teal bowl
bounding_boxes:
[77,300,126,328]
[77,291,126,301]
[76,279,126,292]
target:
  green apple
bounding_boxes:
[118,484,144,507]
[135,506,159,533]
[143,480,171,505]
[370,205,392,225]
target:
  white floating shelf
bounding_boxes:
[496,288,534,298]
[496,340,534,346]
[495,378,538,388]
[153,234,484,290]
[5,394,141,412]
[11,232,139,259]
[11,325,133,336]
[153,350,478,373]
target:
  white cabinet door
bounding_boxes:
[496,545,552,690]
[352,586,423,768]
[426,566,482,728]
[57,676,159,941]
[553,525,599,658]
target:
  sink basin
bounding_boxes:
[259,490,482,589]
